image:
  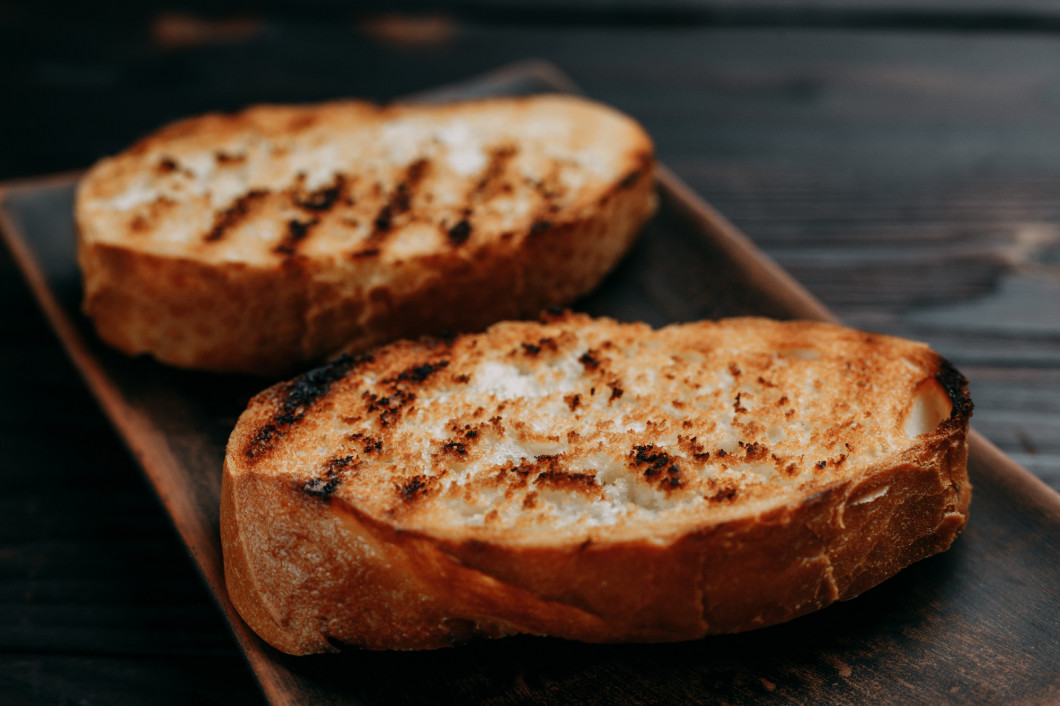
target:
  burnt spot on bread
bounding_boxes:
[579,350,601,371]
[274,217,319,256]
[935,357,974,421]
[629,444,684,489]
[245,354,368,459]
[362,389,415,427]
[441,440,468,458]
[734,393,748,414]
[204,189,269,243]
[738,440,769,462]
[529,220,552,237]
[399,475,429,501]
[709,486,738,502]
[535,468,597,489]
[351,248,381,259]
[215,151,246,165]
[157,156,179,173]
[347,431,383,454]
[518,337,558,357]
[447,219,472,245]
[295,175,345,212]
[303,455,357,500]
[480,146,516,187]
[564,393,581,412]
[679,435,711,462]
[608,382,624,402]
[389,360,449,385]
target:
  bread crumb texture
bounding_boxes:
[237,313,967,545]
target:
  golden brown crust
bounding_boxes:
[221,315,972,654]
[76,96,656,374]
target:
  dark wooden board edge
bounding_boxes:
[3,58,1060,705]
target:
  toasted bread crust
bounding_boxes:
[76,96,656,374]
[221,315,972,654]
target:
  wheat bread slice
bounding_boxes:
[221,313,972,654]
[76,96,655,374]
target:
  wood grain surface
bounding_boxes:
[2,13,1059,705]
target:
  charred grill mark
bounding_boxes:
[204,189,269,243]
[447,219,472,245]
[473,145,517,197]
[389,360,449,385]
[245,354,369,459]
[303,455,357,500]
[274,218,319,256]
[295,175,345,212]
[371,159,430,238]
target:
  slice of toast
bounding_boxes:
[76,96,655,374]
[221,313,972,654]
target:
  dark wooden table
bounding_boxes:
[3,5,1059,704]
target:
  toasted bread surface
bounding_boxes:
[221,314,972,654]
[76,96,656,374]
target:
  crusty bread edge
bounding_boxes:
[220,345,971,654]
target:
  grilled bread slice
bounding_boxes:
[76,96,655,375]
[221,313,972,654]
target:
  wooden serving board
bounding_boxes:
[2,61,1058,705]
